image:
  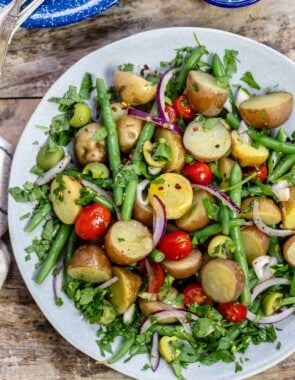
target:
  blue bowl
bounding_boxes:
[204,0,260,8]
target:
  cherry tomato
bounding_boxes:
[182,161,213,185]
[165,103,177,123]
[158,231,192,260]
[74,203,112,240]
[218,302,247,323]
[146,261,166,293]
[172,94,195,120]
[183,283,213,306]
[245,163,268,182]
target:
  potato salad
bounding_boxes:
[10,35,295,380]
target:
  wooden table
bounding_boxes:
[0,0,294,379]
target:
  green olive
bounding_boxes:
[159,336,181,363]
[207,235,235,259]
[142,140,166,168]
[69,102,92,128]
[82,162,110,179]
[36,145,65,170]
[98,306,117,325]
[262,292,283,316]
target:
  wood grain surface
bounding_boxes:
[0,0,295,379]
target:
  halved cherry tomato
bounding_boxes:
[74,203,112,240]
[182,161,213,185]
[165,103,177,123]
[158,231,192,260]
[172,94,195,120]
[218,302,247,323]
[146,261,166,293]
[245,163,268,182]
[183,283,213,306]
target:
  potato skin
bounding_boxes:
[280,186,295,229]
[162,249,203,279]
[154,128,186,172]
[231,130,269,167]
[176,189,214,232]
[50,175,83,224]
[241,226,270,264]
[114,71,156,105]
[240,196,282,225]
[116,115,143,153]
[109,267,142,314]
[283,235,295,266]
[239,91,293,129]
[186,70,229,116]
[132,199,153,227]
[201,258,245,303]
[105,219,153,265]
[67,244,112,283]
[74,123,107,166]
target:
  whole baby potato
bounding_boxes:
[239,91,293,129]
[114,71,156,105]
[186,70,229,116]
[116,115,143,153]
[74,123,107,166]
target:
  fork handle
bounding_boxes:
[0,17,18,76]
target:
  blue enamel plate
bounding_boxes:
[204,0,260,8]
[0,0,118,28]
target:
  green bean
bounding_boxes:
[229,163,251,305]
[212,53,226,77]
[132,103,157,163]
[217,319,248,351]
[34,223,72,284]
[290,274,295,297]
[267,127,288,176]
[248,129,295,154]
[63,229,78,270]
[24,203,52,233]
[192,224,223,245]
[173,45,207,94]
[120,178,138,221]
[268,153,295,183]
[108,335,136,364]
[220,204,231,235]
[93,193,115,213]
[225,112,240,130]
[268,235,284,262]
[120,104,157,220]
[149,248,165,262]
[96,78,123,206]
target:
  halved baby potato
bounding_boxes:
[105,219,153,265]
[148,173,193,219]
[183,119,231,162]
[154,128,186,172]
[241,226,270,265]
[231,130,269,167]
[186,70,229,116]
[240,196,282,225]
[162,249,203,279]
[280,186,295,229]
[114,71,156,105]
[175,188,214,231]
[109,266,142,314]
[67,244,112,283]
[239,91,293,129]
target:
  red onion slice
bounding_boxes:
[127,107,182,134]
[140,309,198,334]
[156,68,177,120]
[252,200,294,237]
[192,183,240,214]
[252,256,278,281]
[150,332,160,372]
[96,276,119,289]
[36,155,71,185]
[152,195,167,247]
[251,277,291,303]
[81,179,121,220]
[247,306,295,324]
[136,179,150,206]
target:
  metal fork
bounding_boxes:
[0,0,45,76]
